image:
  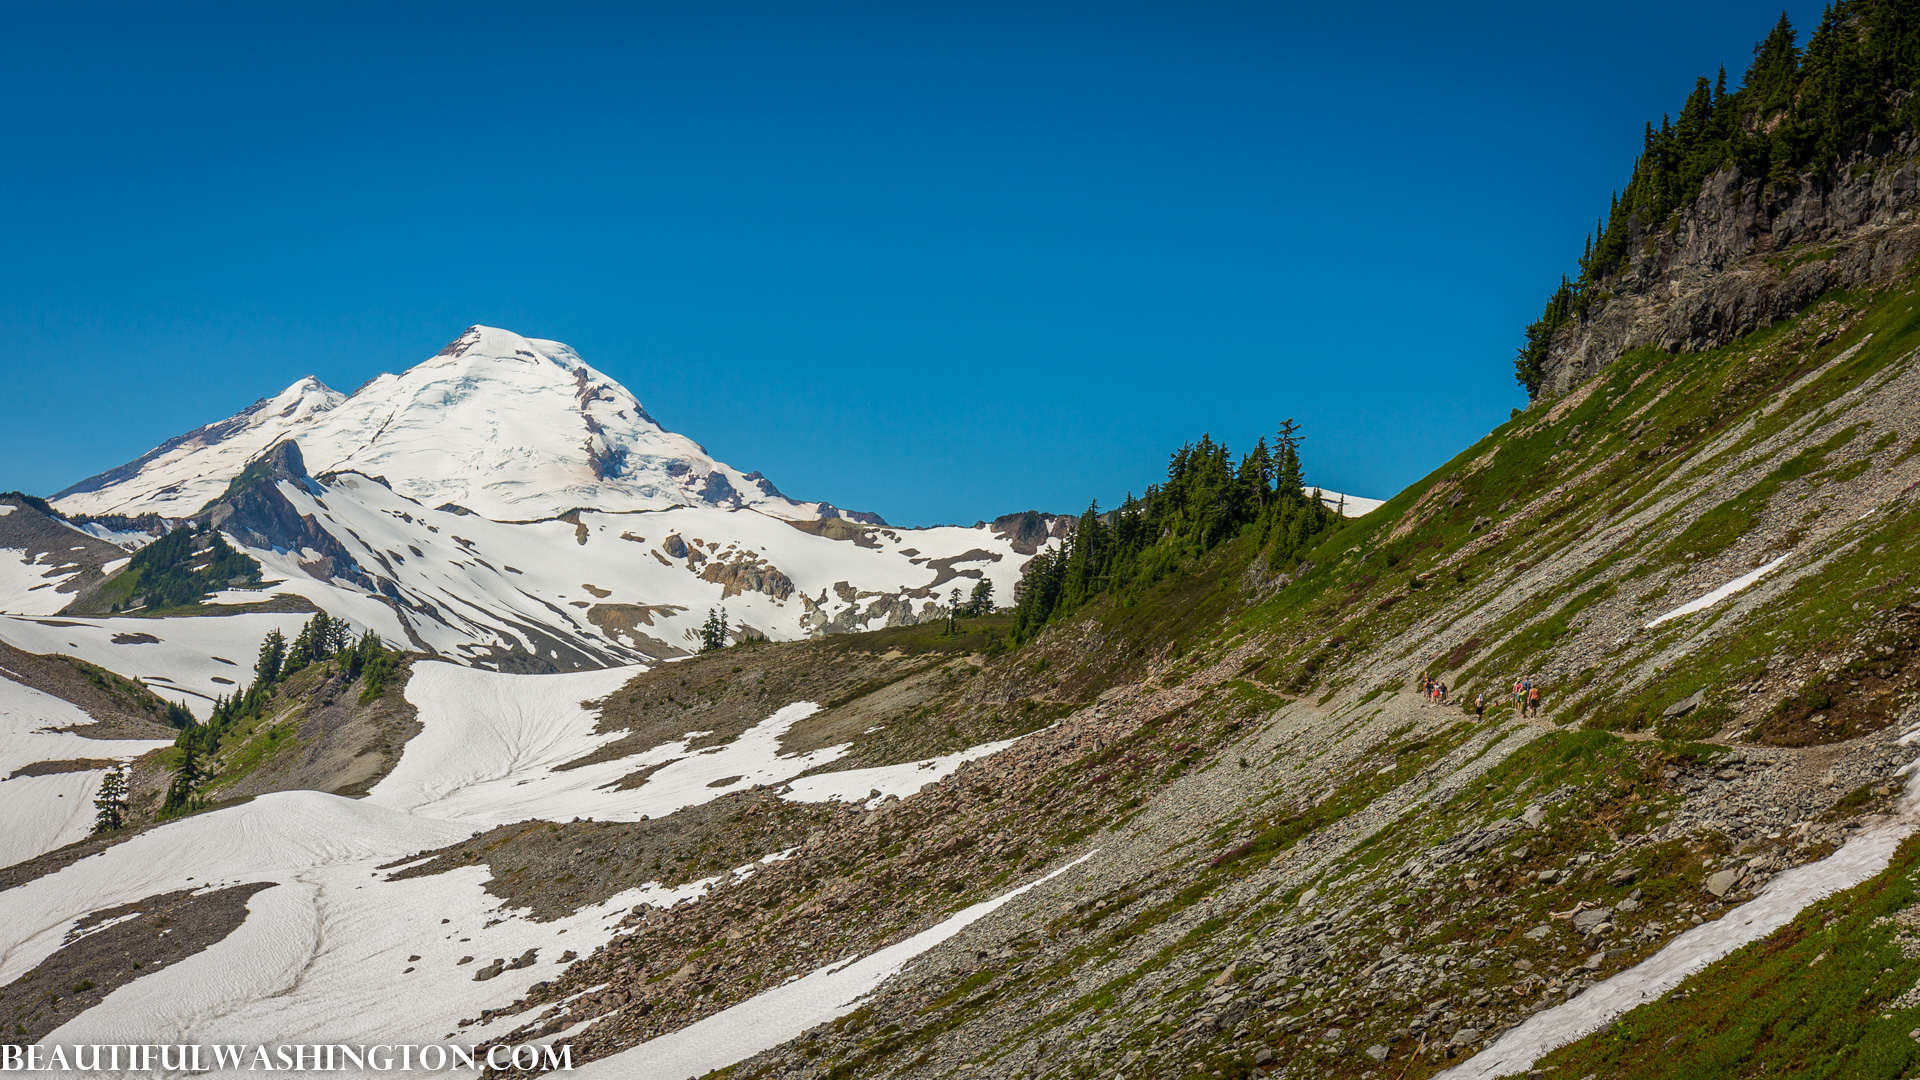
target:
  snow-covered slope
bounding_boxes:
[0,472,1042,709]
[0,679,172,868]
[0,663,1031,1057]
[53,327,870,525]
[1319,489,1386,517]
[54,378,345,519]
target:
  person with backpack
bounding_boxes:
[1528,684,1542,717]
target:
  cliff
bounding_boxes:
[1539,143,1920,397]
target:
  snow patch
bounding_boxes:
[782,736,1026,808]
[571,850,1100,1080]
[1439,818,1917,1079]
[370,664,861,825]
[0,612,319,718]
[1645,554,1790,628]
[1318,489,1385,517]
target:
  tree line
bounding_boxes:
[1009,420,1339,644]
[1518,1,1920,394]
[158,612,403,818]
[112,520,262,611]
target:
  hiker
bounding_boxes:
[1528,684,1542,717]
[1474,693,1486,719]
[1512,679,1524,708]
[1437,682,1448,705]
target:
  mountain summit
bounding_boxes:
[54,326,877,524]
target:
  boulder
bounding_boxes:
[1571,906,1613,934]
[1663,690,1707,718]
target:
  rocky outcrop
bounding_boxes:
[197,441,371,588]
[698,552,796,601]
[990,510,1074,555]
[1540,139,1920,397]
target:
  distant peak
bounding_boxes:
[266,376,344,419]
[433,325,580,370]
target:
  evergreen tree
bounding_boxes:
[1062,501,1109,609]
[700,607,728,652]
[255,629,286,685]
[92,765,127,833]
[1240,437,1274,509]
[1008,418,1341,644]
[968,577,995,615]
[344,629,402,701]
[1273,420,1306,502]
[161,740,201,815]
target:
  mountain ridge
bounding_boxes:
[54,326,886,527]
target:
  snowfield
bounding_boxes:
[0,678,172,868]
[374,663,1036,824]
[0,549,87,617]
[571,850,1100,1080]
[247,473,1044,666]
[0,660,1032,1067]
[0,612,319,718]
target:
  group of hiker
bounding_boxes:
[1415,673,1543,717]
[1512,676,1543,717]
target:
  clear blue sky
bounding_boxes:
[0,1,1824,526]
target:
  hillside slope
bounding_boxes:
[457,270,1920,1080]
[4,267,1915,1077]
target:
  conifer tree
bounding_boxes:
[162,741,201,815]
[93,765,127,833]
[700,607,728,652]
[255,629,286,685]
[968,578,995,615]
[1274,419,1305,501]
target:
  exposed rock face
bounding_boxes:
[1540,140,1920,397]
[990,510,1074,555]
[698,552,796,601]
[198,441,371,588]
[584,603,689,659]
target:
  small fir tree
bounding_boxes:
[161,740,201,815]
[92,765,128,833]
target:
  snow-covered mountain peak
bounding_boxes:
[52,327,875,525]
[52,376,345,518]
[270,375,346,418]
